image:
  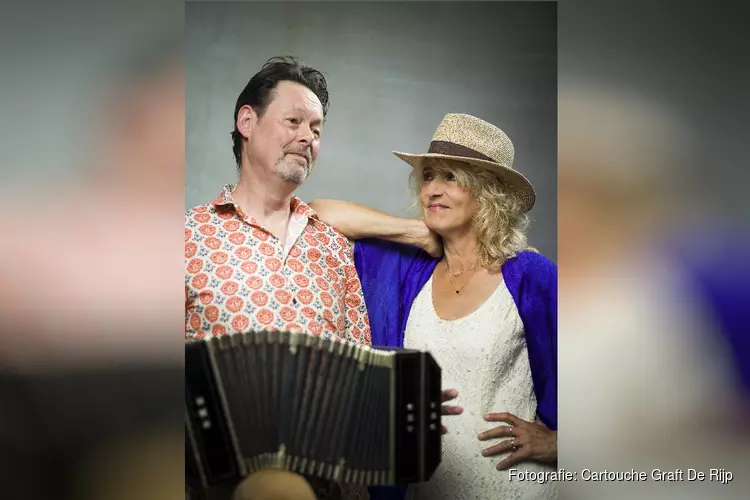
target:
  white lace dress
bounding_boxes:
[403,276,557,500]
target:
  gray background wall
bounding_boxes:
[186,1,557,262]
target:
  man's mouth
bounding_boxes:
[287,153,308,163]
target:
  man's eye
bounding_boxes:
[288,118,299,124]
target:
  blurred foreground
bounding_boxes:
[557,1,749,498]
[0,2,185,500]
[558,80,749,500]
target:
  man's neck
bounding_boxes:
[232,165,298,243]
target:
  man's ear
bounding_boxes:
[235,104,257,140]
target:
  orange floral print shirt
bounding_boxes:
[185,185,371,346]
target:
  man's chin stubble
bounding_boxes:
[274,164,309,185]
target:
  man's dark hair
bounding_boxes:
[231,56,330,167]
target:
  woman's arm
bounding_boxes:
[308,199,442,257]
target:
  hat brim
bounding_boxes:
[393,151,536,213]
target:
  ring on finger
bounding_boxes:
[508,426,513,437]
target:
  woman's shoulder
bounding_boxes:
[355,238,436,265]
[501,249,557,305]
[507,249,557,276]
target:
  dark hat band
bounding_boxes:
[427,140,495,163]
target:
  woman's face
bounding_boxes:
[419,161,476,236]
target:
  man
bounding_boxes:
[185,56,370,500]
[185,56,371,345]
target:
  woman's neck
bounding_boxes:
[441,233,479,274]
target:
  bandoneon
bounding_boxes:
[185,330,442,490]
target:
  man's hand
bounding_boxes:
[440,388,463,434]
[478,412,557,470]
[412,221,443,258]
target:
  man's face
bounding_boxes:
[242,80,323,185]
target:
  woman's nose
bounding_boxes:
[426,179,447,196]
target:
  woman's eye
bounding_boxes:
[445,172,456,181]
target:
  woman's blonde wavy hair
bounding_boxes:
[409,158,536,272]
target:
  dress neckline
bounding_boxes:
[426,274,509,323]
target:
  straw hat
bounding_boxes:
[393,113,536,212]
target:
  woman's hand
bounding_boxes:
[477,412,557,470]
[440,388,463,434]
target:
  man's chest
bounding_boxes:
[185,215,362,338]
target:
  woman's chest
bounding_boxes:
[404,282,524,365]
[430,272,504,320]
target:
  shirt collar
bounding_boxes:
[211,183,319,220]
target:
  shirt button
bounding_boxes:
[292,298,298,305]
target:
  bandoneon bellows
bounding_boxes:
[185,330,442,490]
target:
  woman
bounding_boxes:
[309,114,557,500]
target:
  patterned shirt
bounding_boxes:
[185,184,371,346]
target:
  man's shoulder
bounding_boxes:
[185,203,216,223]
[186,188,229,221]
[302,201,348,240]
[308,216,355,251]
[185,202,213,215]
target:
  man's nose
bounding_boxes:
[296,125,314,145]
